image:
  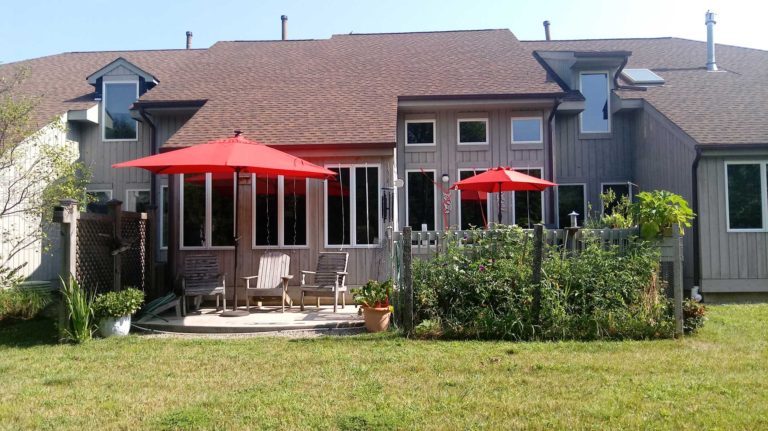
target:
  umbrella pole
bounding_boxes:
[222,168,248,316]
[497,183,502,225]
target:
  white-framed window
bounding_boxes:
[405,120,436,146]
[457,118,488,145]
[102,81,139,141]
[725,161,768,232]
[600,182,631,215]
[557,184,587,228]
[86,189,112,214]
[406,169,438,231]
[458,168,490,230]
[179,173,236,249]
[579,71,611,134]
[252,175,308,248]
[125,189,150,213]
[511,117,543,144]
[160,185,168,249]
[513,168,544,228]
[324,164,381,247]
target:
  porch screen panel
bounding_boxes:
[211,172,235,246]
[327,168,351,245]
[284,177,307,246]
[254,174,279,246]
[407,171,435,230]
[182,174,206,247]
[558,185,585,227]
[355,167,379,244]
[459,169,488,230]
[727,164,763,229]
[514,169,543,228]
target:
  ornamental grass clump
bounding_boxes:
[0,288,52,323]
[59,276,95,343]
[412,225,682,341]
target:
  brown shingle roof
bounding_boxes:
[141,30,562,147]
[0,49,204,129]
[524,38,768,146]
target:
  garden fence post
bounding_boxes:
[56,199,79,341]
[673,224,684,337]
[402,226,414,335]
[532,223,544,326]
[107,200,123,291]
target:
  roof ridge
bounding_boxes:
[522,36,676,43]
[64,48,206,54]
[332,28,509,37]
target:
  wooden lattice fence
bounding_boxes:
[76,213,114,292]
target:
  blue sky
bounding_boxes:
[1,0,765,63]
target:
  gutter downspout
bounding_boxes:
[138,107,162,290]
[547,98,561,225]
[138,107,158,207]
[691,146,703,291]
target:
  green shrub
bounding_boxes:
[633,190,695,239]
[352,279,391,309]
[59,276,95,343]
[93,288,145,320]
[412,225,678,341]
[0,288,52,322]
[683,299,707,334]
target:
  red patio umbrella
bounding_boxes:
[451,166,557,225]
[113,131,336,316]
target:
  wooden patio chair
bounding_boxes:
[300,252,349,313]
[242,252,294,313]
[181,254,226,316]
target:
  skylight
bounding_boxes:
[621,68,665,85]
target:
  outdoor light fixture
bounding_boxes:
[441,173,450,183]
[568,211,580,228]
[394,178,404,188]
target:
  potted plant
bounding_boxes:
[353,279,393,333]
[632,190,695,240]
[93,288,145,337]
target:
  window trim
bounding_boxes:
[405,169,439,231]
[724,161,768,233]
[578,70,612,134]
[512,167,545,227]
[251,175,310,249]
[125,188,150,213]
[510,116,544,144]
[556,183,587,228]
[323,164,382,248]
[457,168,492,229]
[456,118,489,146]
[179,173,237,251]
[404,119,437,146]
[102,80,139,142]
[87,189,113,200]
[600,182,632,215]
[159,185,168,250]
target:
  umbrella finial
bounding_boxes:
[234,130,243,137]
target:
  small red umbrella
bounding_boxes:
[114,131,335,315]
[452,166,557,225]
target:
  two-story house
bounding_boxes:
[2,21,766,301]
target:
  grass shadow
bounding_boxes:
[0,318,58,348]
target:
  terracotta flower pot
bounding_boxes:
[362,307,391,333]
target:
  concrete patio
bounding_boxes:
[136,305,364,334]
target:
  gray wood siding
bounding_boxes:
[697,155,768,292]
[632,106,698,288]
[397,107,551,229]
[172,153,394,301]
[554,111,636,216]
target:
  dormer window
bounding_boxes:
[579,72,610,133]
[103,81,138,141]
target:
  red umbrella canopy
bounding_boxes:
[112,132,336,179]
[451,166,557,192]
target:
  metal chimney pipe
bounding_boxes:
[543,20,551,41]
[281,15,288,40]
[705,11,717,71]
[185,31,193,49]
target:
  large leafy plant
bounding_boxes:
[632,191,695,239]
[93,288,145,320]
[353,279,392,309]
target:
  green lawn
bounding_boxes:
[0,305,766,430]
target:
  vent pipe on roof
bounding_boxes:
[281,15,288,40]
[186,31,193,49]
[543,20,551,41]
[705,11,717,71]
